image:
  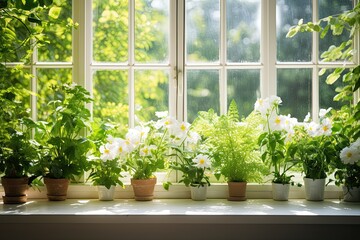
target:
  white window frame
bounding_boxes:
[21,0,359,198]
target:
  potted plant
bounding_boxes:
[286,1,360,201]
[87,120,126,200]
[124,112,170,201]
[0,0,59,203]
[167,121,212,201]
[0,85,40,204]
[292,109,336,201]
[193,100,268,201]
[255,95,300,201]
[35,83,93,201]
[332,139,360,202]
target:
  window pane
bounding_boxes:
[277,0,312,62]
[37,68,72,121]
[186,0,220,63]
[135,70,169,122]
[277,68,312,119]
[93,70,129,130]
[227,69,260,118]
[37,0,72,62]
[93,0,128,62]
[187,70,219,122]
[227,0,261,63]
[318,0,353,62]
[319,69,346,110]
[135,0,169,63]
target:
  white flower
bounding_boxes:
[155,111,168,118]
[112,138,130,157]
[140,145,157,157]
[254,98,270,116]
[303,112,311,122]
[340,146,360,165]
[269,114,285,131]
[319,108,331,118]
[126,126,150,146]
[306,121,321,137]
[318,118,332,136]
[187,131,201,144]
[268,95,282,106]
[155,116,177,129]
[99,143,116,161]
[254,96,282,117]
[171,121,190,139]
[193,154,211,169]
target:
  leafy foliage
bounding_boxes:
[87,120,125,189]
[193,100,267,182]
[169,146,211,188]
[35,84,93,179]
[287,2,360,186]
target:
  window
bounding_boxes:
[5,0,358,195]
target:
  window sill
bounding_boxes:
[1,198,359,239]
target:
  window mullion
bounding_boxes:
[169,0,178,120]
[261,0,277,98]
[312,0,319,121]
[129,0,135,127]
[220,0,227,115]
[177,0,185,121]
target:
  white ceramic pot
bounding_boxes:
[343,186,360,202]
[304,177,325,201]
[190,185,208,201]
[97,185,116,201]
[272,183,290,201]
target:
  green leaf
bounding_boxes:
[320,25,330,39]
[286,27,298,38]
[49,6,62,19]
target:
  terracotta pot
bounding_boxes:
[97,185,116,201]
[272,183,290,201]
[304,177,325,201]
[131,178,156,201]
[44,177,69,201]
[227,181,247,201]
[1,176,29,204]
[190,185,207,201]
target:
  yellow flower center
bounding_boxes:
[199,159,205,165]
[143,148,149,155]
[347,152,353,158]
[118,146,123,153]
[180,124,186,131]
[104,149,110,154]
[323,126,329,132]
[275,117,281,125]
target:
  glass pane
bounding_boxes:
[277,0,312,62]
[135,0,169,63]
[37,68,72,121]
[186,0,220,63]
[277,68,312,120]
[227,0,261,63]
[319,68,346,110]
[227,69,260,118]
[318,0,353,62]
[187,70,219,122]
[93,70,129,130]
[37,0,72,62]
[93,0,128,62]
[134,70,169,122]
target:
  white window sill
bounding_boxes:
[1,198,359,239]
